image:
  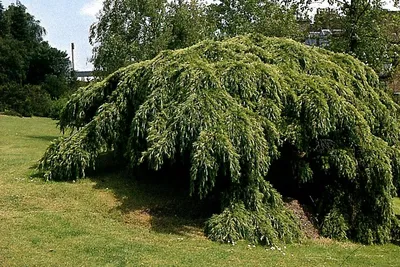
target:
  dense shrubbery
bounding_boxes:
[40,35,400,245]
[0,83,76,118]
[0,83,51,117]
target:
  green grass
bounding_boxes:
[0,115,400,267]
[394,197,400,216]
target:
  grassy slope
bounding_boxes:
[0,115,399,267]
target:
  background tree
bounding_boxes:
[165,0,214,50]
[89,0,306,75]
[312,8,342,31]
[89,0,400,79]
[0,38,27,84]
[90,0,212,75]
[4,2,45,44]
[89,0,167,74]
[0,1,7,37]
[0,2,73,117]
[27,41,70,98]
[208,0,305,39]
[314,0,400,78]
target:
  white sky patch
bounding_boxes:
[80,0,103,18]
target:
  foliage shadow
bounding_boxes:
[89,154,216,237]
[26,135,59,142]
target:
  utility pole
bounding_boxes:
[71,42,75,71]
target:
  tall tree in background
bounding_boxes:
[0,38,27,84]
[5,3,45,44]
[27,41,70,98]
[165,0,214,50]
[89,0,167,74]
[90,0,400,78]
[0,2,62,85]
[208,0,305,39]
[90,0,212,75]
[312,8,342,30]
[0,2,72,117]
[316,0,400,77]
[89,0,308,74]
[0,1,6,37]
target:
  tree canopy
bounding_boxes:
[208,0,304,39]
[312,1,400,78]
[89,0,305,75]
[89,0,213,75]
[0,1,73,117]
[89,0,400,83]
[40,34,400,245]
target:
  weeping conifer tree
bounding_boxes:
[39,34,400,245]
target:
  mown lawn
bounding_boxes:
[0,115,400,267]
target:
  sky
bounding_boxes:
[2,0,102,71]
[1,0,398,71]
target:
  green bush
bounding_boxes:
[0,110,23,117]
[0,83,29,116]
[39,34,400,244]
[49,97,69,119]
[392,217,400,242]
[321,209,349,241]
[24,84,52,117]
[205,199,301,245]
[0,83,53,117]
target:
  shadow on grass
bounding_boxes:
[89,156,214,237]
[91,172,208,237]
[26,135,59,142]
[29,153,208,236]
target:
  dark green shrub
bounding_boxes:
[321,209,349,241]
[39,35,400,244]
[24,84,52,117]
[0,83,52,117]
[1,110,22,117]
[49,97,68,119]
[392,217,400,242]
[41,74,68,99]
[0,83,30,116]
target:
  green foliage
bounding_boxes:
[392,217,400,241]
[321,209,349,241]
[0,37,28,84]
[312,8,342,31]
[40,35,400,244]
[205,193,302,245]
[90,0,213,75]
[0,83,52,117]
[23,84,53,117]
[315,1,400,78]
[27,42,70,89]
[0,2,72,117]
[89,0,305,75]
[394,197,400,215]
[3,2,45,44]
[49,96,69,119]
[208,0,304,39]
[0,2,5,38]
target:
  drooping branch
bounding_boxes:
[40,34,400,245]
